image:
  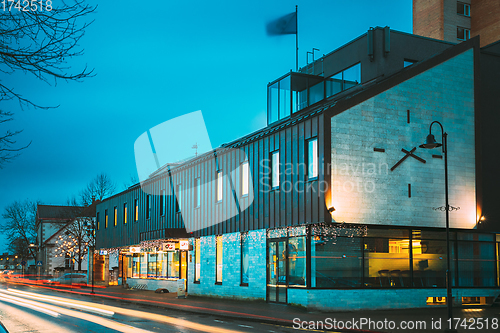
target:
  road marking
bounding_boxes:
[214,319,225,323]
[238,324,253,328]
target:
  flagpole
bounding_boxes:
[295,5,298,71]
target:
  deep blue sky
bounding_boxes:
[0,0,412,253]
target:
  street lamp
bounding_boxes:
[419,121,456,333]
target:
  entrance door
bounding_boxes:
[267,239,287,303]
[180,251,188,292]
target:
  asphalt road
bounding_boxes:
[0,284,305,333]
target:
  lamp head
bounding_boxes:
[419,134,442,149]
[328,206,336,213]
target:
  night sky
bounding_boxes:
[0,0,412,253]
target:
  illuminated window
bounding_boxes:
[123,203,127,224]
[134,199,138,221]
[96,212,100,230]
[307,138,318,179]
[114,207,117,226]
[194,178,201,208]
[241,161,249,196]
[216,171,223,202]
[216,236,223,283]
[194,239,201,282]
[271,151,280,189]
[105,209,108,228]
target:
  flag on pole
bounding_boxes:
[266,11,297,35]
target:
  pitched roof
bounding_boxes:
[37,203,97,221]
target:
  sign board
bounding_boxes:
[99,250,108,256]
[163,242,175,251]
[179,240,189,250]
[177,278,186,298]
[36,261,43,266]
[21,260,26,266]
[129,247,141,253]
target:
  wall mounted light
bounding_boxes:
[328,206,336,213]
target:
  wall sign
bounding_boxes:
[179,240,189,250]
[99,250,108,255]
[163,242,175,251]
[129,247,141,253]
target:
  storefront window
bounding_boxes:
[364,236,410,288]
[311,236,362,288]
[147,253,157,278]
[132,254,140,278]
[167,251,180,279]
[457,240,495,287]
[140,253,148,278]
[288,236,306,286]
[412,231,447,288]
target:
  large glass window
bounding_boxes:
[241,161,249,196]
[132,254,140,277]
[364,230,410,288]
[194,239,201,282]
[147,253,157,278]
[288,236,306,286]
[241,233,249,285]
[216,171,223,202]
[457,238,495,287]
[311,235,362,288]
[412,230,447,288]
[267,76,291,125]
[216,235,223,283]
[326,63,361,98]
[271,151,280,189]
[307,138,318,179]
[140,253,148,278]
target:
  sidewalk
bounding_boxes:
[32,284,500,333]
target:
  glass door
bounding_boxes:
[267,239,287,303]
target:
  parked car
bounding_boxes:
[48,273,87,285]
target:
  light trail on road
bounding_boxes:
[2,288,248,333]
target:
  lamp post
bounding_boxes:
[419,121,456,333]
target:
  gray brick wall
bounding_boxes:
[330,49,475,229]
[188,230,267,300]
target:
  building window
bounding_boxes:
[160,190,165,216]
[457,27,470,41]
[216,235,223,284]
[271,151,280,189]
[105,209,108,228]
[146,195,151,219]
[216,171,223,202]
[307,138,318,179]
[289,236,307,286]
[194,178,201,208]
[326,63,361,98]
[123,203,127,224]
[175,184,182,212]
[194,238,201,282]
[241,233,249,286]
[241,161,249,196]
[147,253,157,278]
[457,2,470,16]
[96,212,100,230]
[134,199,138,222]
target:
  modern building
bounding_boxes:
[95,27,500,310]
[413,0,500,46]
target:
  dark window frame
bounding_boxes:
[270,150,280,189]
[123,203,127,224]
[306,137,319,180]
